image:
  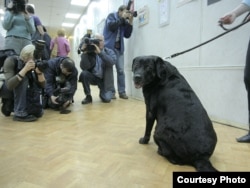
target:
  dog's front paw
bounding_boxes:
[139,136,150,144]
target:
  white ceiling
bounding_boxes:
[0,0,89,37]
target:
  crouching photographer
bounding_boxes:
[2,43,46,121]
[44,57,78,114]
[79,33,117,104]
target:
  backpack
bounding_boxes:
[0,49,18,116]
[0,49,17,72]
[0,49,17,89]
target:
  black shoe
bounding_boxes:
[13,114,37,122]
[119,93,128,99]
[236,133,250,143]
[81,95,92,104]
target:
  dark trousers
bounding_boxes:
[244,39,250,127]
[79,70,104,96]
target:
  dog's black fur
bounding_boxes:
[132,55,218,172]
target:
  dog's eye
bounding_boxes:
[146,66,153,72]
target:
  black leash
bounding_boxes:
[164,13,250,60]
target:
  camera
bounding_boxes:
[5,0,26,13]
[127,10,137,18]
[35,59,48,72]
[54,77,71,105]
[126,0,137,18]
[82,37,100,53]
[33,40,48,72]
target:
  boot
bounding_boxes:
[81,95,92,104]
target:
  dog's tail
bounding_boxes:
[193,159,218,172]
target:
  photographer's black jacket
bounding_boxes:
[44,57,78,99]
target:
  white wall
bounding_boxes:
[72,0,250,129]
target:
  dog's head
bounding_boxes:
[132,55,174,88]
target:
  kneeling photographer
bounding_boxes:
[79,33,117,104]
[3,43,46,122]
[44,57,78,114]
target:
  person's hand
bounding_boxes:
[23,59,36,72]
[34,67,43,75]
[81,44,87,53]
[7,1,13,9]
[23,12,31,20]
[127,12,134,24]
[51,95,59,104]
[219,13,237,25]
[93,44,101,54]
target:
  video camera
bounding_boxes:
[33,40,48,72]
[127,0,137,18]
[82,37,100,53]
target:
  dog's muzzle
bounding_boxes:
[133,74,143,89]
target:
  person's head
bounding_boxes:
[20,44,35,62]
[57,28,66,37]
[26,4,35,14]
[93,33,104,50]
[60,58,75,76]
[118,5,129,17]
[10,0,27,13]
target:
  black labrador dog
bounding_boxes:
[132,55,218,172]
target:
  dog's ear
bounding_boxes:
[155,56,177,81]
[132,57,137,72]
[132,58,135,71]
[155,56,167,80]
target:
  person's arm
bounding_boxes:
[98,48,117,67]
[2,10,14,30]
[4,57,35,90]
[107,13,125,32]
[219,3,250,24]
[36,25,45,36]
[65,39,71,53]
[24,14,36,34]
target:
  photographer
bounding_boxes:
[2,0,35,55]
[79,33,117,104]
[44,57,78,114]
[3,44,45,122]
[103,5,134,100]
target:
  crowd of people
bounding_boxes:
[0,2,134,123]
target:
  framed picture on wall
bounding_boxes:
[159,0,170,27]
[138,5,149,27]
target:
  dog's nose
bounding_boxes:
[134,74,142,82]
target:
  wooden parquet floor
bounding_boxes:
[0,86,250,188]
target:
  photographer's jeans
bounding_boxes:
[113,50,126,95]
[13,76,29,117]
